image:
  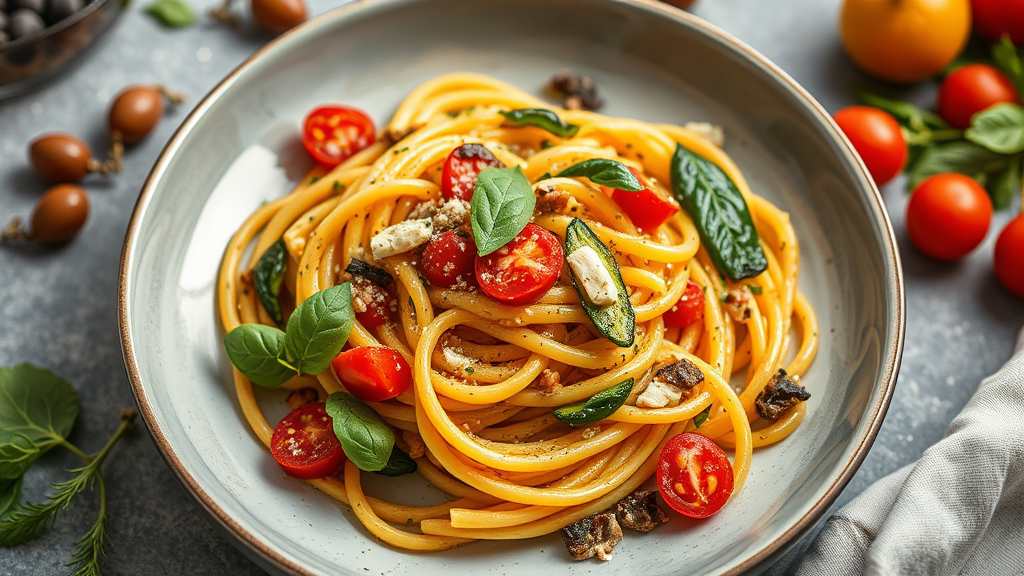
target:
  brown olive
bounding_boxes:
[30,184,89,243]
[108,86,164,143]
[251,0,307,34]
[28,133,93,183]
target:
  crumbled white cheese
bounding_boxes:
[567,246,617,307]
[684,122,725,147]
[370,218,433,260]
[635,378,683,409]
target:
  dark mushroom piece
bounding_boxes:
[550,70,604,111]
[614,490,669,532]
[755,369,811,420]
[560,511,622,561]
[655,358,705,392]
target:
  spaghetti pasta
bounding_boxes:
[216,73,818,553]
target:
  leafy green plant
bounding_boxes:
[557,159,643,191]
[325,392,395,472]
[499,109,580,138]
[469,166,536,256]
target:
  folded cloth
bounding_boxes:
[796,329,1024,576]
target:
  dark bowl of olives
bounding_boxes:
[0,0,127,99]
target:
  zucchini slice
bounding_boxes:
[554,378,634,426]
[564,218,636,347]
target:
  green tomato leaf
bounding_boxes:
[374,446,417,477]
[253,240,289,327]
[325,392,394,472]
[0,364,79,480]
[853,88,949,131]
[557,159,643,191]
[145,0,196,27]
[0,476,22,518]
[500,109,580,138]
[693,405,712,428]
[965,103,1024,155]
[992,35,1024,96]
[554,379,633,426]
[223,324,295,388]
[988,155,1022,211]
[670,143,768,281]
[470,166,536,256]
[907,141,1011,190]
[285,283,355,376]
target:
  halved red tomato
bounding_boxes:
[441,144,504,201]
[331,346,412,402]
[605,167,680,232]
[663,280,705,328]
[302,106,376,167]
[270,402,346,479]
[475,223,563,306]
[656,432,734,519]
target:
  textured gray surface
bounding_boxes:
[0,1,1022,575]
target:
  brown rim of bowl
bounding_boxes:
[117,0,906,574]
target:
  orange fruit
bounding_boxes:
[840,0,971,83]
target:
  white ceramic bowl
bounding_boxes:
[118,1,905,574]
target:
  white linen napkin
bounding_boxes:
[795,328,1024,576]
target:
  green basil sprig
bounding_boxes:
[224,283,354,386]
[907,141,1019,209]
[470,166,536,256]
[993,36,1024,97]
[557,159,643,191]
[853,87,949,132]
[0,364,79,480]
[554,379,633,426]
[325,392,394,472]
[145,0,196,27]
[965,103,1024,154]
[670,143,767,281]
[375,447,417,477]
[500,109,580,138]
[253,239,288,327]
[693,404,712,428]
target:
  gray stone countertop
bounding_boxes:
[1,0,1023,574]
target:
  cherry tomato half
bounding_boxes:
[937,64,1019,130]
[663,280,705,328]
[995,215,1024,297]
[657,432,734,519]
[441,144,504,201]
[354,286,395,329]
[302,106,376,167]
[475,223,564,306]
[972,0,1024,44]
[906,173,992,260]
[833,105,908,187]
[331,346,412,402]
[419,229,477,288]
[606,167,681,232]
[270,402,346,479]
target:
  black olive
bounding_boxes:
[8,9,45,40]
[46,0,80,23]
[11,0,45,14]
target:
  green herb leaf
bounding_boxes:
[374,447,417,477]
[907,141,1011,189]
[557,159,643,191]
[223,324,296,388]
[554,379,633,426]
[145,0,196,27]
[670,144,767,281]
[746,284,763,295]
[0,462,97,546]
[500,109,579,138]
[992,35,1024,96]
[965,103,1024,154]
[0,364,79,480]
[853,88,948,131]
[66,479,107,576]
[324,392,394,472]
[0,476,22,518]
[285,283,355,376]
[253,240,289,327]
[469,166,536,256]
[988,155,1022,210]
[693,405,712,428]
[538,172,553,181]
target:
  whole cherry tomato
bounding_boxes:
[475,223,564,306]
[331,346,412,402]
[994,215,1024,297]
[906,173,992,260]
[833,106,908,187]
[937,64,1019,129]
[302,106,376,167]
[972,0,1024,44]
[605,167,680,232]
[441,144,504,201]
[663,280,705,328]
[657,432,734,519]
[270,402,346,479]
[419,229,477,288]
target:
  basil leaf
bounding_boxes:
[470,166,536,256]
[374,447,417,477]
[992,36,1024,96]
[554,379,633,426]
[907,141,1011,189]
[500,109,580,138]
[557,159,643,191]
[285,283,355,376]
[253,239,288,327]
[0,476,21,517]
[965,103,1024,154]
[145,0,196,27]
[324,392,394,472]
[670,143,767,281]
[853,88,948,131]
[0,364,79,480]
[223,324,295,388]
[693,405,712,428]
[988,155,1022,211]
